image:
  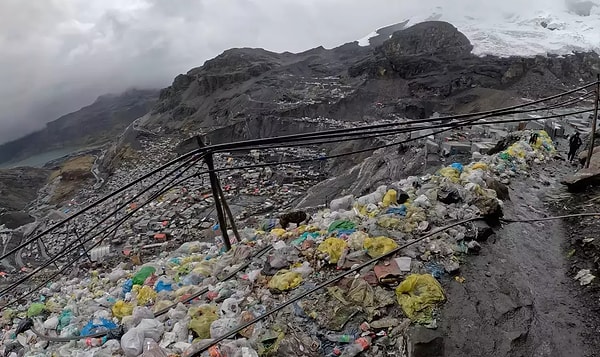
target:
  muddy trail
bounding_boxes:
[437,161,600,357]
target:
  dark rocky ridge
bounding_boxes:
[0,89,159,165]
[138,21,600,144]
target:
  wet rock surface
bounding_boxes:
[440,165,600,357]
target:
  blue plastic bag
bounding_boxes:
[80,318,118,336]
[122,279,133,295]
[450,162,464,173]
[155,280,173,292]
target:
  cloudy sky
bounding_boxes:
[0,0,585,144]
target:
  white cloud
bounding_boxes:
[0,0,589,143]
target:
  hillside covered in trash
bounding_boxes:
[0,130,560,357]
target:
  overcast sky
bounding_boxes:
[0,0,583,144]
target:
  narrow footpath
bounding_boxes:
[438,162,598,357]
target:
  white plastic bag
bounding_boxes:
[137,318,164,342]
[121,328,145,357]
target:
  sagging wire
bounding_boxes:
[0,154,206,304]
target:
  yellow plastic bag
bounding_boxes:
[45,299,63,313]
[395,274,445,323]
[134,285,157,305]
[188,305,218,339]
[192,260,214,277]
[377,216,403,230]
[382,189,397,207]
[439,167,460,182]
[112,300,134,319]
[268,270,303,291]
[471,162,488,171]
[153,300,173,314]
[363,236,398,258]
[270,228,287,237]
[317,238,348,264]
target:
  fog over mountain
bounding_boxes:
[0,0,595,143]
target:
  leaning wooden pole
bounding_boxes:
[204,152,232,252]
[586,74,600,168]
[217,184,241,244]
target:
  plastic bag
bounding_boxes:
[219,298,241,318]
[328,220,356,232]
[133,266,156,286]
[210,318,238,339]
[141,338,169,357]
[191,260,213,277]
[348,278,374,308]
[395,274,445,323]
[188,305,218,339]
[291,262,313,278]
[133,306,155,325]
[270,228,287,237]
[268,270,303,292]
[112,300,134,319]
[439,167,460,183]
[382,189,397,207]
[109,269,128,283]
[317,238,348,264]
[363,236,398,258]
[138,318,164,342]
[134,285,158,306]
[80,318,117,336]
[45,299,62,313]
[27,303,45,317]
[471,162,488,171]
[121,328,145,357]
[347,231,369,251]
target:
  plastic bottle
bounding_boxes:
[340,336,371,357]
[325,334,354,343]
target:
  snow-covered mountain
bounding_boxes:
[359,0,600,57]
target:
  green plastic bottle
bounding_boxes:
[132,266,156,285]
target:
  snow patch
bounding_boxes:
[357,3,600,57]
[358,31,378,47]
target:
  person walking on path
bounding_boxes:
[568,132,583,162]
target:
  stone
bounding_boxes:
[371,317,401,329]
[407,326,444,357]
[465,221,494,242]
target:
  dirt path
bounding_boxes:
[438,166,597,357]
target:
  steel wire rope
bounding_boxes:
[30,244,275,342]
[203,81,598,153]
[0,155,206,299]
[221,91,595,152]
[23,211,600,343]
[190,210,600,354]
[4,80,595,260]
[0,152,209,263]
[0,165,206,310]
[3,81,597,313]
[204,108,595,175]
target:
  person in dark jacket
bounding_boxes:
[529,132,539,145]
[568,132,583,162]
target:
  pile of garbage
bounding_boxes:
[0,131,555,357]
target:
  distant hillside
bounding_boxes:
[0,89,159,165]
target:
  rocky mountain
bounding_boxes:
[137,21,600,143]
[0,89,159,166]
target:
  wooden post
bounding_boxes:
[586,74,600,168]
[73,227,93,263]
[217,184,241,244]
[205,152,232,251]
